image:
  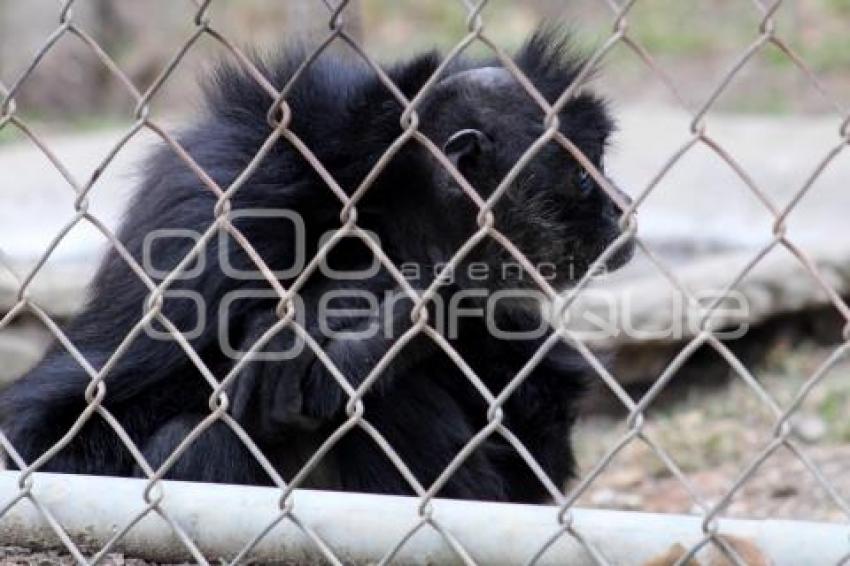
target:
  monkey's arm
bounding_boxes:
[227,284,439,439]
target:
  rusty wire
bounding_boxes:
[0,0,849,564]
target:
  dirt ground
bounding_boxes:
[0,548,159,566]
[574,342,850,523]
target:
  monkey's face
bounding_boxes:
[425,69,635,290]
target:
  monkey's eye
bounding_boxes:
[575,169,595,196]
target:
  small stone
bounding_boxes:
[791,415,827,444]
[605,468,644,489]
[618,492,644,509]
[589,488,643,509]
[771,484,798,499]
[590,488,617,506]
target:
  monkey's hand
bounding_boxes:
[227,291,436,439]
[301,292,436,419]
[225,307,323,438]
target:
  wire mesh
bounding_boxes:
[0,0,848,564]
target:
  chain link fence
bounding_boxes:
[1,0,849,564]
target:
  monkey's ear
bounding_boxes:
[443,129,490,166]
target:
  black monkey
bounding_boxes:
[0,29,633,502]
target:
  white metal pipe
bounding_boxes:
[0,471,845,564]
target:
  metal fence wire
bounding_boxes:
[1,0,850,564]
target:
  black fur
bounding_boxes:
[0,29,632,503]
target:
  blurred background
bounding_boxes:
[2,1,849,119]
[1,0,849,525]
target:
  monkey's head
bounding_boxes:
[416,34,634,291]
